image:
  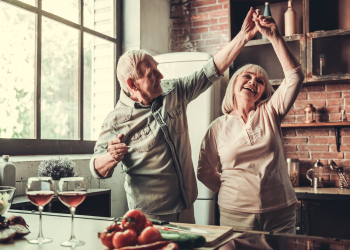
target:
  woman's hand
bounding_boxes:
[240,7,260,42]
[254,15,282,41]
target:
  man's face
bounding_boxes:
[133,55,164,104]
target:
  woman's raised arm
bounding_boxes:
[213,7,260,75]
[254,16,299,71]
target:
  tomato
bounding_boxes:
[122,209,146,234]
[145,219,153,228]
[112,229,138,249]
[137,227,162,245]
[101,223,122,249]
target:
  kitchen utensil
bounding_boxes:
[313,177,324,188]
[149,219,214,234]
[306,159,323,187]
[0,155,16,187]
[330,163,349,189]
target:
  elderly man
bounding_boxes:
[90,8,261,223]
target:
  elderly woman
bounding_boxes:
[197,15,304,233]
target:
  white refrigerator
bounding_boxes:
[154,52,222,225]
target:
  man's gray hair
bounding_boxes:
[117,50,150,94]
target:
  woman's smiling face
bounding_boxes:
[233,71,266,104]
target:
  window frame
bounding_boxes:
[0,0,122,155]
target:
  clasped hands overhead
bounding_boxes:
[241,7,281,42]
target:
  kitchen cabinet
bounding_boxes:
[229,0,350,84]
[295,187,350,239]
[306,0,350,82]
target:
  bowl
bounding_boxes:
[0,186,16,215]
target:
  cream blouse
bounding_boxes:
[197,66,304,213]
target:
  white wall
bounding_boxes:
[122,0,171,55]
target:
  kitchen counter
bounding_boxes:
[0,210,116,249]
[2,210,350,250]
[294,187,350,201]
[0,210,239,250]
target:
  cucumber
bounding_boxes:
[159,229,206,249]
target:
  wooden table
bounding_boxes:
[0,210,241,250]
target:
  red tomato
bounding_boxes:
[112,229,137,249]
[145,219,153,228]
[100,223,122,249]
[137,227,162,245]
[122,209,146,234]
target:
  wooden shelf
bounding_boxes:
[306,29,350,82]
[309,28,350,39]
[281,121,350,128]
[245,34,305,47]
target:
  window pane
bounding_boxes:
[0,2,35,139]
[42,0,79,23]
[84,33,115,140]
[41,17,79,140]
[84,0,116,38]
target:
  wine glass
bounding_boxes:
[26,177,54,244]
[58,177,87,247]
[0,186,16,217]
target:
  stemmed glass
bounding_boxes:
[26,177,54,244]
[58,177,87,247]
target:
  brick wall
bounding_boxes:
[170,0,229,55]
[282,83,350,187]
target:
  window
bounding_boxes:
[0,0,121,155]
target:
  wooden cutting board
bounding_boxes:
[166,223,233,247]
[98,223,233,247]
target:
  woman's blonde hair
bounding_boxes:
[117,50,150,94]
[221,64,274,115]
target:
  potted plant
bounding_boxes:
[38,156,76,192]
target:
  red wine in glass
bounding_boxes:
[58,191,87,208]
[26,177,54,244]
[27,191,54,206]
[58,177,87,247]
